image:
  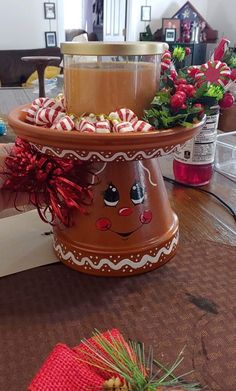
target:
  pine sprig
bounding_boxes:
[76,330,201,391]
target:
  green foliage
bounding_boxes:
[229,55,236,68]
[205,84,224,100]
[78,330,201,391]
[173,46,186,62]
[222,48,236,68]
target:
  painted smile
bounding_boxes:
[111,225,142,238]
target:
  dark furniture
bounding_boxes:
[21,56,61,97]
[0,47,62,88]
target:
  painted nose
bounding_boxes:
[118,207,133,217]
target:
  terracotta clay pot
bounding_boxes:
[219,104,236,132]
[8,106,204,276]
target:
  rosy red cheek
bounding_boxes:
[96,218,112,231]
[140,210,152,224]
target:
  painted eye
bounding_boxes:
[104,183,119,207]
[130,182,145,205]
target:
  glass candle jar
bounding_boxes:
[61,42,167,118]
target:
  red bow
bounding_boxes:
[2,138,93,226]
[28,329,123,391]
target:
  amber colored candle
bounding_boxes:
[64,62,158,118]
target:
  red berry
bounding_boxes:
[175,78,187,85]
[170,70,177,80]
[181,104,187,110]
[175,91,187,100]
[230,69,236,81]
[170,94,185,109]
[176,84,188,93]
[185,47,191,56]
[219,92,235,109]
[185,84,196,97]
[193,103,204,115]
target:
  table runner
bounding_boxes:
[0,239,235,390]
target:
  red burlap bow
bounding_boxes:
[2,137,93,226]
[28,329,123,391]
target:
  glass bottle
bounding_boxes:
[173,107,219,186]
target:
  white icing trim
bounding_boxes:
[54,232,179,271]
[139,161,157,187]
[30,144,179,162]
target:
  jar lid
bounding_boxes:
[61,41,168,56]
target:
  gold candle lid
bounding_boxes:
[61,41,168,56]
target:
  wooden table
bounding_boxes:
[0,90,235,390]
[159,157,236,247]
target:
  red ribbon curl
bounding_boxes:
[2,138,93,226]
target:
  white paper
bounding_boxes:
[0,210,58,277]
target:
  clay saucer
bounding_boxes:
[8,104,205,163]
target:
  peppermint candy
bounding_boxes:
[35,108,64,126]
[161,50,172,74]
[25,104,39,123]
[115,108,138,123]
[51,116,74,131]
[162,50,171,61]
[194,60,231,87]
[113,121,134,133]
[26,97,65,124]
[96,120,111,133]
[132,120,154,132]
[75,119,96,133]
[32,97,49,108]
[43,98,65,112]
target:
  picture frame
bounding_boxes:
[165,28,176,43]
[162,18,180,41]
[44,2,56,19]
[141,6,151,22]
[45,31,57,48]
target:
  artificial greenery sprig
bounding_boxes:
[77,329,201,391]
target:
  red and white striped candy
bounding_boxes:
[26,104,39,123]
[51,116,74,131]
[132,120,154,132]
[96,120,111,132]
[113,121,134,133]
[162,50,171,61]
[115,108,138,123]
[43,98,65,112]
[75,119,96,133]
[32,97,49,108]
[35,108,63,126]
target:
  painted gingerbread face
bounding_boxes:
[96,180,153,239]
[54,159,179,275]
[64,159,171,250]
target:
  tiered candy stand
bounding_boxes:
[8,107,204,276]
